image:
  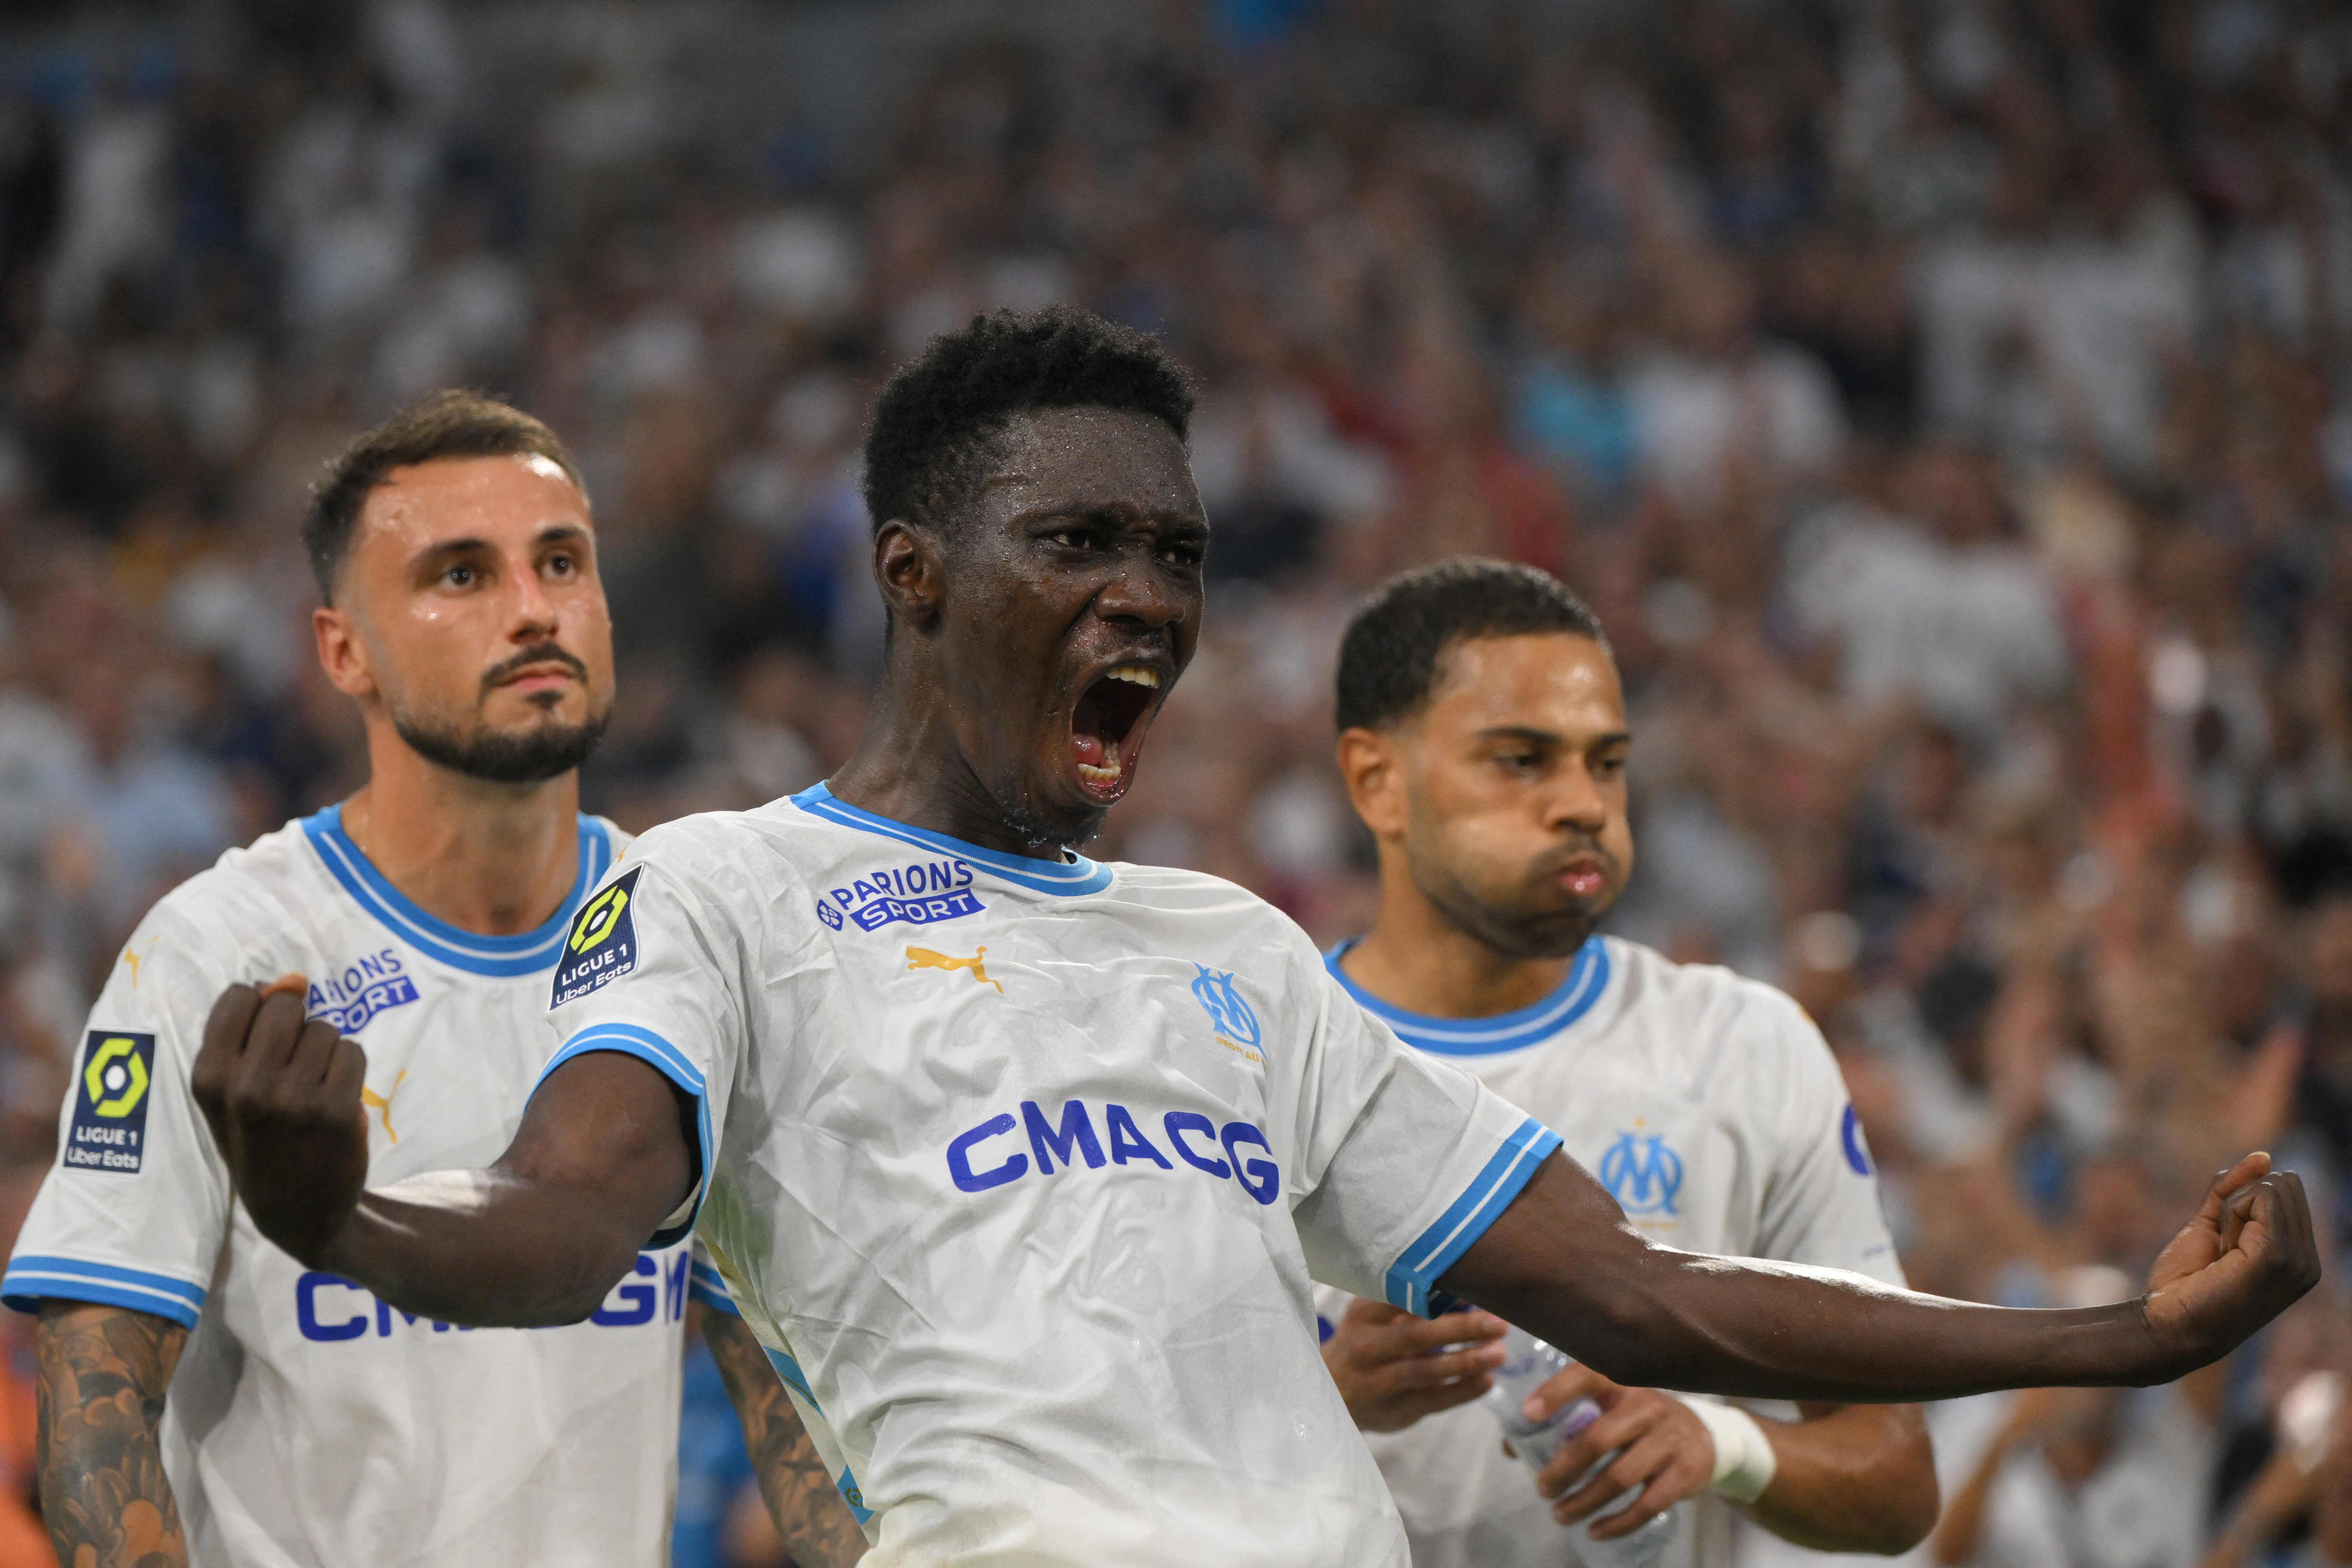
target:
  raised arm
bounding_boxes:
[190,982,693,1325]
[34,1301,188,1568]
[697,1305,870,1567]
[1444,1149,2317,1403]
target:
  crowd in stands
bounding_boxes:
[0,0,2348,1562]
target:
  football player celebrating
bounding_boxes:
[4,393,864,1568]
[190,312,2315,1568]
[1317,558,1937,1566]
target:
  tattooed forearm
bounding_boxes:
[35,1300,189,1568]
[698,1305,869,1567]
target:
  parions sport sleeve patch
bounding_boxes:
[65,1030,155,1175]
[552,868,642,1008]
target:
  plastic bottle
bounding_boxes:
[1480,1325,1681,1568]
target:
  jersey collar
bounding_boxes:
[788,782,1113,896]
[301,806,613,977]
[1324,936,1612,1057]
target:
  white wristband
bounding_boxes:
[1674,1396,1778,1504]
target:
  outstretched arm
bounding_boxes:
[1444,1150,2317,1404]
[697,1306,870,1567]
[191,983,694,1326]
[35,1301,188,1568]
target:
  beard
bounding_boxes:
[393,703,610,784]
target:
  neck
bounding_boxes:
[1342,849,1582,1019]
[342,722,583,936]
[828,658,1069,861]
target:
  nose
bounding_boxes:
[1092,555,1187,632]
[1544,761,1610,835]
[505,557,560,642]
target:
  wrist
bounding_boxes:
[1674,1395,1778,1504]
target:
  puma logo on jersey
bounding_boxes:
[361,1071,408,1144]
[907,946,1002,993]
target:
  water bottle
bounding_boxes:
[1480,1325,1681,1568]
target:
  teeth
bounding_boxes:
[1077,761,1122,785]
[1104,665,1161,689]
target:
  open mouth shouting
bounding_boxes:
[1069,661,1164,802]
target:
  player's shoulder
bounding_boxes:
[614,800,825,909]
[143,815,332,939]
[1600,935,1829,1062]
[1104,860,1316,940]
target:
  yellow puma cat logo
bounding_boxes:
[906,947,1002,994]
[361,1070,408,1144]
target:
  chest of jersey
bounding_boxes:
[1472,1044,1766,1257]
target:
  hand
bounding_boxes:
[2141,1154,2322,1376]
[1524,1364,1714,1538]
[190,978,370,1267]
[1322,1298,1508,1433]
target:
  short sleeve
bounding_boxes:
[1750,992,1906,1289]
[1285,962,1560,1316]
[540,842,749,1248]
[687,1239,739,1316]
[4,903,237,1328]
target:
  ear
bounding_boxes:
[872,520,946,634]
[1336,726,1408,840]
[314,605,379,701]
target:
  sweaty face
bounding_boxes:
[1392,634,1634,959]
[931,406,1206,848]
[327,455,616,784]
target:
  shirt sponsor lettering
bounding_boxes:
[944,1098,1281,1206]
[64,1031,155,1175]
[306,950,419,1033]
[551,868,642,1008]
[817,858,984,933]
[294,1250,688,1342]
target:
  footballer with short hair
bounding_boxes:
[5,391,865,1568]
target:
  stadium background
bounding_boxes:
[0,0,2343,1562]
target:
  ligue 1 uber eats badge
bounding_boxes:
[553,868,642,1007]
[67,1031,155,1174]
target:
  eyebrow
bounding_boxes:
[409,523,590,567]
[1473,725,1632,748]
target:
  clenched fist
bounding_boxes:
[2143,1153,2324,1377]
[190,977,370,1267]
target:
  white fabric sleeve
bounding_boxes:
[1748,988,1907,1288]
[541,835,750,1247]
[688,1239,739,1316]
[4,902,238,1328]
[1285,960,1561,1316]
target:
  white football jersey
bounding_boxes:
[1318,934,1906,1568]
[540,782,1560,1568]
[4,807,727,1568]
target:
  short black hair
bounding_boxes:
[303,389,584,604]
[1335,558,1611,731]
[861,306,1195,536]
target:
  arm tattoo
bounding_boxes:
[698,1306,869,1567]
[35,1301,189,1568]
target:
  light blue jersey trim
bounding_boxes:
[764,1347,875,1525]
[534,1024,712,1249]
[302,807,615,977]
[1326,937,1611,1056]
[689,1259,739,1316]
[789,782,1113,897]
[4,1255,206,1328]
[1383,1117,1563,1316]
